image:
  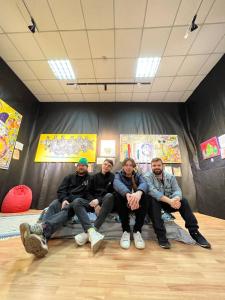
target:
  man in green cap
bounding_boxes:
[19,157,103,257]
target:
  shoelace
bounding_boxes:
[30,223,43,235]
[134,232,143,242]
[122,232,130,241]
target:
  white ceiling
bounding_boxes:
[0,0,224,103]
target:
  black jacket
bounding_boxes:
[57,172,90,203]
[87,172,115,205]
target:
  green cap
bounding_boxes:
[77,158,88,166]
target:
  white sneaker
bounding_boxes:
[88,229,104,253]
[74,232,89,246]
[120,231,130,249]
[133,231,145,249]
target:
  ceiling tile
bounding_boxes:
[0,34,23,61]
[189,24,225,54]
[156,56,185,76]
[24,0,57,31]
[140,28,171,57]
[148,91,166,101]
[51,94,68,101]
[164,26,199,56]
[145,0,180,27]
[24,80,48,94]
[93,59,115,78]
[61,31,91,59]
[71,59,95,78]
[181,90,193,102]
[97,81,116,93]
[67,93,84,101]
[83,93,100,101]
[48,0,85,30]
[0,1,28,33]
[215,36,225,53]
[116,84,134,93]
[88,30,114,58]
[174,0,214,26]
[27,60,55,79]
[151,77,174,91]
[80,82,99,93]
[198,53,223,75]
[116,58,136,78]
[164,91,184,102]
[205,0,225,23]
[8,33,45,60]
[187,75,205,90]
[35,32,67,59]
[99,93,116,102]
[82,0,113,29]
[177,55,209,75]
[115,29,142,58]
[59,81,82,94]
[170,76,194,91]
[115,0,147,28]
[40,80,65,94]
[36,94,52,102]
[133,83,151,92]
[132,93,148,101]
[7,61,37,80]
[116,92,132,102]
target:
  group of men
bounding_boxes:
[20,157,211,258]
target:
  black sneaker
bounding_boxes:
[190,231,211,249]
[158,240,171,249]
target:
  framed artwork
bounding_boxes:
[200,137,220,160]
[100,140,116,157]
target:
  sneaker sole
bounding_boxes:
[120,242,130,249]
[196,242,211,249]
[91,238,104,253]
[74,237,89,247]
[19,223,32,252]
[134,243,145,250]
[24,235,48,258]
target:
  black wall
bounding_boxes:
[184,55,225,219]
[0,58,39,204]
[23,102,196,209]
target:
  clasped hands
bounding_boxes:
[126,191,143,210]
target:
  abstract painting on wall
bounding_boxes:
[0,99,22,169]
[120,135,181,163]
[100,140,116,157]
[200,136,220,160]
[35,134,97,162]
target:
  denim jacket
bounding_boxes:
[144,171,182,201]
[113,170,148,197]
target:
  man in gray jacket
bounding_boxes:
[144,157,211,249]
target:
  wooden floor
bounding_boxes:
[0,212,225,300]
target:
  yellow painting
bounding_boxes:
[0,99,22,169]
[35,134,97,162]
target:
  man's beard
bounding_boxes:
[153,169,163,175]
[77,169,86,175]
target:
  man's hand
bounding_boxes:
[129,191,143,210]
[61,200,69,209]
[94,205,101,216]
[170,198,181,209]
[89,199,99,208]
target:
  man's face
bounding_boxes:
[123,160,134,175]
[76,164,88,174]
[101,161,113,174]
[151,160,163,175]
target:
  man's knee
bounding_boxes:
[71,198,86,209]
[181,197,189,206]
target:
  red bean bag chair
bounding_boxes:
[1,185,32,213]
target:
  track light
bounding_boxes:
[28,17,36,33]
[190,14,198,32]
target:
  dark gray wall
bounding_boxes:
[184,54,225,219]
[23,102,196,209]
[0,57,39,205]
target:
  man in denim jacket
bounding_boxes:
[144,157,211,249]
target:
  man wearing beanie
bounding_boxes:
[19,158,103,257]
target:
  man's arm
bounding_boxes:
[57,175,70,203]
[170,176,182,200]
[113,173,130,197]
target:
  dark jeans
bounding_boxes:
[149,196,199,242]
[41,199,74,240]
[114,192,147,233]
[71,193,114,232]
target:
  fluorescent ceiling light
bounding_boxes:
[136,57,161,78]
[48,59,75,80]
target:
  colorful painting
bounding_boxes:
[35,134,97,162]
[0,99,22,169]
[200,137,220,160]
[120,135,181,163]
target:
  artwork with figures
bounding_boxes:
[120,134,181,163]
[0,98,22,169]
[35,134,97,162]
